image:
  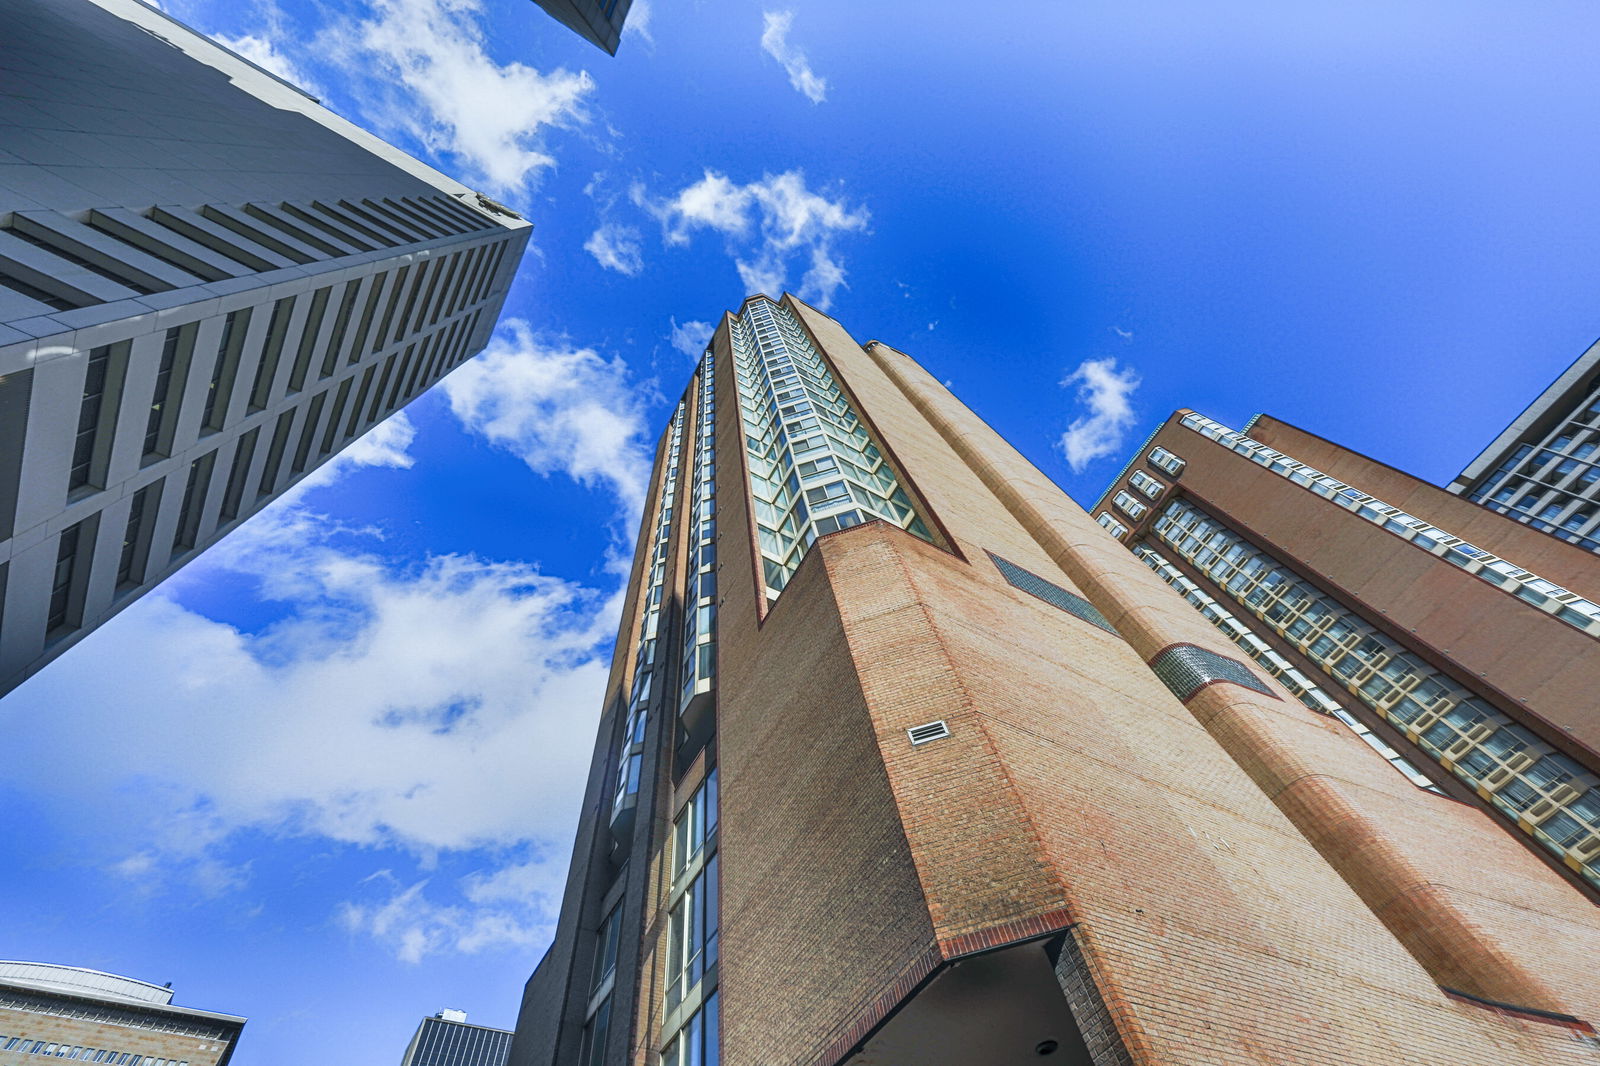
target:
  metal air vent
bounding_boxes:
[908,720,950,746]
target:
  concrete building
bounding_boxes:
[401,1010,512,1066]
[1448,337,1600,551]
[0,960,244,1065]
[529,0,635,54]
[1093,410,1600,897]
[511,294,1600,1066]
[0,0,530,699]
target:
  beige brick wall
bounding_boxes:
[0,1004,233,1066]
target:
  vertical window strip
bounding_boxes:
[219,428,257,522]
[681,353,719,714]
[142,326,193,460]
[250,297,295,410]
[290,392,328,474]
[321,379,353,457]
[116,480,161,589]
[257,410,295,498]
[612,404,686,823]
[70,345,114,491]
[46,519,90,636]
[372,265,410,354]
[349,273,387,361]
[320,282,361,379]
[347,366,378,436]
[202,309,250,431]
[728,298,932,599]
[288,285,332,392]
[169,450,216,558]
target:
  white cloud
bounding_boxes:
[1057,357,1142,473]
[214,31,325,97]
[623,0,652,42]
[443,320,653,517]
[760,11,828,103]
[342,409,418,470]
[7,506,607,859]
[635,169,868,309]
[339,858,565,963]
[584,223,644,276]
[669,317,712,360]
[330,0,594,196]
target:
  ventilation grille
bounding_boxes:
[1148,643,1277,702]
[987,552,1120,636]
[907,720,950,746]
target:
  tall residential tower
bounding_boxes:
[0,0,529,699]
[512,295,1600,1066]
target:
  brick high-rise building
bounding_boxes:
[0,0,529,699]
[1091,409,1600,900]
[0,960,244,1065]
[1447,337,1600,551]
[511,295,1600,1066]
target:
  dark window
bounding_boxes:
[169,451,216,558]
[291,392,327,474]
[257,410,295,498]
[288,286,331,392]
[202,309,251,431]
[220,428,259,522]
[116,481,161,590]
[69,346,114,491]
[143,326,194,460]
[250,297,295,410]
[320,283,361,378]
[47,521,89,635]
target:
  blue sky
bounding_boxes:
[6,0,1600,1062]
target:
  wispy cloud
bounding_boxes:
[327,0,594,197]
[584,223,644,275]
[1057,357,1142,472]
[213,29,325,97]
[443,320,654,518]
[634,169,868,308]
[669,317,712,359]
[623,0,653,43]
[760,11,827,103]
[339,858,565,963]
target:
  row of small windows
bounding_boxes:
[21,313,483,649]
[0,195,495,319]
[0,993,231,1043]
[1132,544,1440,792]
[1153,497,1600,888]
[1128,469,1166,500]
[1112,490,1148,521]
[1178,412,1600,638]
[0,1037,188,1065]
[58,246,501,508]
